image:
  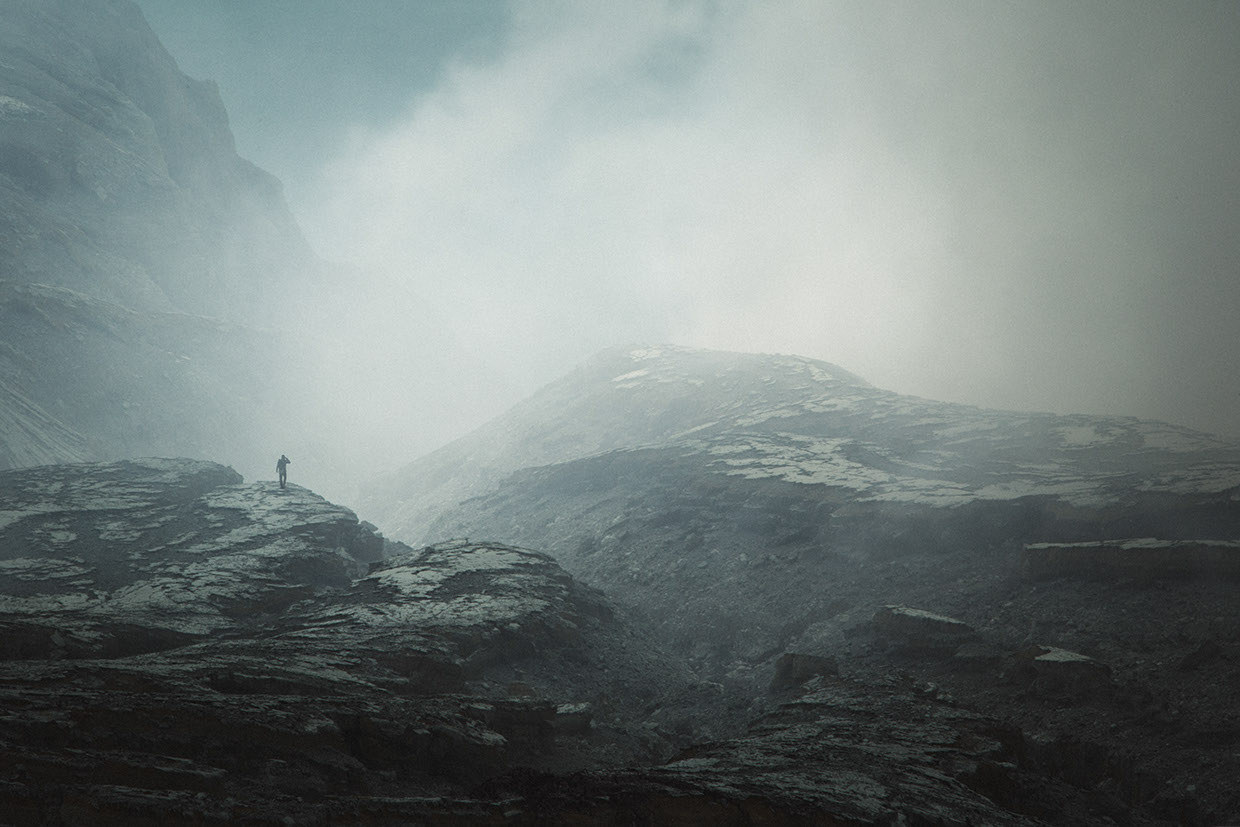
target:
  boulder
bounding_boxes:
[872,605,976,654]
[769,652,839,692]
[1009,645,1112,698]
[952,640,1006,672]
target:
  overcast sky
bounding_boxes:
[136,0,1240,450]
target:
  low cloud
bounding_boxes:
[304,0,1240,447]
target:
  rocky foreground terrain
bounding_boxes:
[368,345,1240,823]
[6,457,1233,824]
[0,459,712,823]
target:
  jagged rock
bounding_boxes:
[872,605,976,654]
[0,458,378,652]
[483,675,1146,825]
[552,703,593,735]
[1023,538,1240,582]
[768,652,838,692]
[1008,645,1112,698]
[0,459,699,822]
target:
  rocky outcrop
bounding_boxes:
[0,458,381,655]
[0,459,702,822]
[1023,538,1240,582]
[1007,645,1113,698]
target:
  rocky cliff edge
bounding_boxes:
[0,458,704,822]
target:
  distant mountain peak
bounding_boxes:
[579,343,873,391]
[364,344,1240,545]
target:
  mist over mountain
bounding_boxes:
[4,0,1240,823]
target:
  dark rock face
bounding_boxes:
[872,605,977,654]
[1023,538,1240,582]
[484,674,1171,826]
[0,459,706,822]
[768,652,838,692]
[1007,645,1113,699]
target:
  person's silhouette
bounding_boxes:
[276,454,290,489]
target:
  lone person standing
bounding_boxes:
[276,454,290,489]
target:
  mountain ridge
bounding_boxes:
[366,343,1240,545]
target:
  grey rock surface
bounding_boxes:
[3,457,1203,825]
[873,605,977,654]
[0,459,710,822]
[1023,538,1240,581]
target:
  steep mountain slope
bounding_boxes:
[0,374,90,468]
[0,0,338,478]
[368,344,1240,822]
[0,0,314,321]
[0,281,289,475]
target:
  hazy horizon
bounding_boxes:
[135,0,1240,462]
